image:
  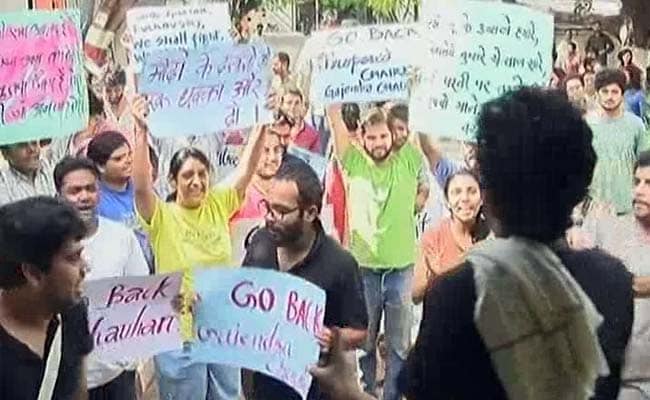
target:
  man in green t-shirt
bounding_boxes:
[586,68,650,214]
[328,103,422,400]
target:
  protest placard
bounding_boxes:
[192,268,327,399]
[409,0,553,141]
[85,273,183,363]
[135,42,273,137]
[304,23,428,105]
[127,3,232,69]
[0,10,88,145]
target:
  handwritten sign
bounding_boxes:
[85,273,183,363]
[192,268,326,399]
[136,42,273,137]
[127,4,232,69]
[409,0,553,140]
[0,10,88,145]
[287,145,327,182]
[305,24,427,104]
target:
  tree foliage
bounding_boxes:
[266,0,418,22]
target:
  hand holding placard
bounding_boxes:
[192,268,327,400]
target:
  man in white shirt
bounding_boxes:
[53,156,149,400]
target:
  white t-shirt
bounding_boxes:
[83,216,149,389]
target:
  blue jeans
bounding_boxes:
[155,346,241,400]
[359,266,413,400]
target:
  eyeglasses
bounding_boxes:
[258,199,300,220]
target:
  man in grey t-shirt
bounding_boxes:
[585,151,650,399]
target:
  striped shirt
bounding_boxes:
[0,160,56,206]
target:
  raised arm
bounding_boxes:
[418,132,443,171]
[232,124,266,199]
[131,95,158,223]
[327,103,352,157]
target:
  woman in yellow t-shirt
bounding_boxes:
[130,96,266,400]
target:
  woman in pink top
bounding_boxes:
[412,170,489,304]
[230,128,285,222]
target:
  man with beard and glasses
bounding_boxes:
[327,104,422,400]
[580,151,650,399]
[586,68,650,215]
[53,156,149,399]
[242,157,368,400]
[0,196,93,400]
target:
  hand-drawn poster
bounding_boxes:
[306,23,427,105]
[137,42,273,137]
[85,273,183,363]
[0,10,88,145]
[409,0,554,141]
[127,5,272,137]
[127,3,233,70]
[193,268,327,400]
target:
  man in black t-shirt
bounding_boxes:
[243,158,368,400]
[0,197,94,400]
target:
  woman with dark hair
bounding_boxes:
[412,170,488,304]
[624,64,646,118]
[130,95,266,400]
[618,48,637,69]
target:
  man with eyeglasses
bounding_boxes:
[0,140,56,206]
[242,157,368,400]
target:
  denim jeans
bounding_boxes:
[155,346,241,400]
[358,266,413,400]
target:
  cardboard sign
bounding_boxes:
[409,0,554,140]
[192,268,326,399]
[127,3,232,69]
[305,23,427,104]
[0,10,88,145]
[85,273,183,363]
[136,42,273,137]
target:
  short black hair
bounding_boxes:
[274,157,323,212]
[635,150,650,170]
[342,103,360,132]
[476,87,596,242]
[88,87,104,117]
[387,104,408,128]
[86,131,130,167]
[0,197,86,289]
[595,68,627,92]
[105,68,126,87]
[53,157,100,192]
[277,51,290,68]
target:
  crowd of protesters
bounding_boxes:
[1,9,650,400]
